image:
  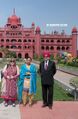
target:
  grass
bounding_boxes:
[57,63,78,71]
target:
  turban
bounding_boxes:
[43,51,50,58]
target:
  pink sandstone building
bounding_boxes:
[0,10,78,58]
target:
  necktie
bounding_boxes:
[45,61,48,70]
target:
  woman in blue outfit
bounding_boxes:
[18,57,37,106]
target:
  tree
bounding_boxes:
[55,53,61,63]
[33,53,38,60]
[50,54,54,60]
[5,51,17,58]
[39,55,44,62]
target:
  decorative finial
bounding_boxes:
[13,8,15,15]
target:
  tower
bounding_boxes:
[35,26,41,57]
[72,27,78,57]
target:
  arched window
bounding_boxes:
[50,46,54,50]
[41,46,44,50]
[25,53,29,58]
[57,46,60,50]
[6,39,9,42]
[57,40,60,42]
[46,46,49,50]
[18,46,22,49]
[11,45,17,49]
[1,45,4,48]
[1,39,4,42]
[28,39,31,42]
[41,39,44,42]
[18,39,22,42]
[62,39,65,43]
[23,39,27,42]
[6,46,9,48]
[33,39,35,42]
[24,46,27,49]
[0,52,2,58]
[18,32,22,35]
[11,25,17,29]
[18,53,22,58]
[62,46,65,50]
[11,39,16,42]
[66,39,70,43]
[46,39,49,42]
[51,39,54,42]
[28,46,31,49]
[66,46,70,50]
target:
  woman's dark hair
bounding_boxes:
[27,56,32,60]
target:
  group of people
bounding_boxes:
[0,52,56,109]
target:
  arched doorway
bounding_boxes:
[18,53,22,58]
[0,52,3,58]
[25,53,29,58]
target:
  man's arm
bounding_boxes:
[52,62,56,76]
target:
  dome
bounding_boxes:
[7,9,21,25]
[9,15,18,21]
[72,27,77,33]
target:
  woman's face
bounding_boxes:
[26,58,32,65]
[10,60,15,66]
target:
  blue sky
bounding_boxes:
[0,0,78,34]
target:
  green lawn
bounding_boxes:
[57,63,78,71]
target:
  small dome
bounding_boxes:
[72,27,77,33]
[32,22,35,26]
[36,26,41,32]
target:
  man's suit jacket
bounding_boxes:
[39,60,56,85]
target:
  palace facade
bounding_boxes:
[0,10,78,58]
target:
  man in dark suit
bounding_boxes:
[39,52,56,109]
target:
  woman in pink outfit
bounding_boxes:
[1,59,19,107]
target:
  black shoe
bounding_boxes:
[42,104,48,108]
[48,105,52,109]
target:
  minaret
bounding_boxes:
[35,26,41,57]
[72,27,78,57]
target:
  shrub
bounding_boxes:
[39,55,44,62]
[70,78,78,88]
[50,54,54,60]
[33,53,38,60]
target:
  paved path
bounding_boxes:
[0,101,78,119]
[20,101,78,119]
[54,70,76,87]
[0,102,21,119]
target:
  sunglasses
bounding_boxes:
[10,60,15,62]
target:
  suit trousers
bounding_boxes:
[42,84,53,106]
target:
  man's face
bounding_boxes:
[44,56,50,61]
